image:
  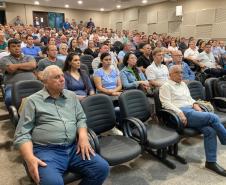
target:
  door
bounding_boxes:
[48,12,64,31]
[33,11,49,28]
[0,10,6,25]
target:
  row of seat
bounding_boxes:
[8,78,226,184]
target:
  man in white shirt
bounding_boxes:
[145,48,169,88]
[160,65,226,177]
[184,40,200,67]
[198,43,226,77]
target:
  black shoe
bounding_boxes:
[205,162,226,177]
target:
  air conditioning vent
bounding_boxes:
[0,2,6,9]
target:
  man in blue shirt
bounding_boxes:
[22,35,42,57]
[63,18,71,31]
[168,50,195,83]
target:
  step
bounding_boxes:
[0,101,9,121]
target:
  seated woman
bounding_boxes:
[120,52,150,90]
[84,40,99,58]
[93,52,122,96]
[68,38,83,55]
[93,52,123,135]
[63,52,95,100]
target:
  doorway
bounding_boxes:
[32,11,64,30]
[0,10,6,25]
[33,11,49,28]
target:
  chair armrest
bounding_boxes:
[211,97,226,113]
[87,128,100,154]
[8,105,19,126]
[159,109,184,131]
[121,117,147,145]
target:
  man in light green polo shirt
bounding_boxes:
[14,65,109,185]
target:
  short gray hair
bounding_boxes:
[168,65,182,74]
[42,65,62,81]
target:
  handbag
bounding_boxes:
[195,99,214,112]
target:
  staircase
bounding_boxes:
[0,92,9,121]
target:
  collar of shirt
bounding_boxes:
[26,45,35,49]
[169,79,182,86]
[42,88,67,100]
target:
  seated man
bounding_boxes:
[137,43,152,73]
[168,50,195,83]
[22,35,42,57]
[14,65,109,185]
[160,65,226,177]
[198,43,226,77]
[184,40,200,67]
[37,44,64,80]
[145,48,169,88]
[0,39,36,108]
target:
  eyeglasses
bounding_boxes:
[173,55,183,57]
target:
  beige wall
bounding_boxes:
[108,0,226,39]
[5,3,109,28]
[5,0,226,39]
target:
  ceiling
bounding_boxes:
[4,0,168,11]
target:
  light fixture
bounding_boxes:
[34,1,40,5]
[176,5,183,16]
[65,4,69,8]
[100,8,104,11]
[142,0,147,4]
[116,5,121,9]
[77,1,83,4]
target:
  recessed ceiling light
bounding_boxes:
[116,5,121,9]
[65,4,69,8]
[142,0,147,3]
[100,8,104,11]
[34,1,40,5]
[77,1,83,4]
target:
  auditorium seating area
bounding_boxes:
[1,0,226,184]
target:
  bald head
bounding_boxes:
[42,65,62,81]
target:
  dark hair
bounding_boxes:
[98,52,111,68]
[123,52,141,80]
[63,52,91,92]
[8,38,21,48]
[123,52,134,66]
[196,39,203,47]
[26,35,33,40]
[69,38,76,49]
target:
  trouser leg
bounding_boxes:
[69,144,109,185]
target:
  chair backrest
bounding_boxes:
[119,90,150,122]
[12,80,44,110]
[213,76,226,97]
[113,41,123,54]
[80,63,89,76]
[81,94,116,134]
[80,55,94,74]
[187,80,205,100]
[153,89,162,117]
[204,77,217,101]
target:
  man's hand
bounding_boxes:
[193,103,202,112]
[178,112,187,126]
[199,63,206,68]
[76,129,95,160]
[7,64,19,73]
[26,156,47,184]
